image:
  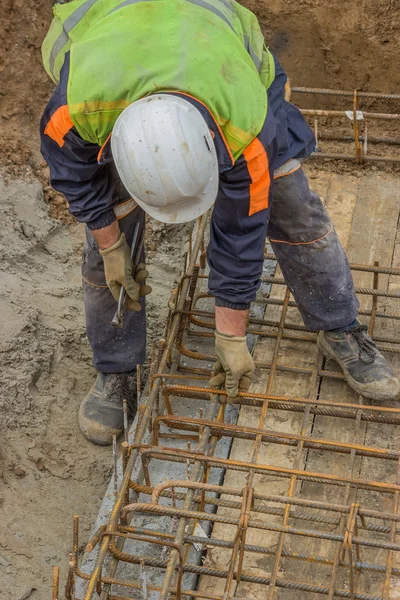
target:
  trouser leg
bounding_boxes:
[267,164,359,331]
[82,207,146,373]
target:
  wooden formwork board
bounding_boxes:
[198,171,400,600]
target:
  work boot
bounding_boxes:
[78,372,137,445]
[318,322,400,401]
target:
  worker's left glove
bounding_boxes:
[209,331,255,398]
[100,233,152,311]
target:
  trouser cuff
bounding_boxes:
[328,318,359,334]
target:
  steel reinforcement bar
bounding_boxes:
[54,211,400,600]
[288,85,400,164]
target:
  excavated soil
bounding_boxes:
[1,0,399,598]
[0,175,187,600]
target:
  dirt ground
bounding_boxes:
[0,173,187,600]
[1,0,399,599]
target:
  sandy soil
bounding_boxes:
[0,174,186,599]
[1,0,399,598]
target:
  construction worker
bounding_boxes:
[41,0,400,445]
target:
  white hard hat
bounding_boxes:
[111,94,219,224]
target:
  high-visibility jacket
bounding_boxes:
[42,0,275,159]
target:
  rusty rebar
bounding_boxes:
[153,414,400,461]
[111,524,400,575]
[292,87,400,100]
[62,207,400,600]
[52,565,59,600]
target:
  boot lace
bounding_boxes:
[109,374,125,398]
[107,374,137,413]
[350,324,377,365]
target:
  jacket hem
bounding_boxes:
[215,297,251,310]
[86,209,117,230]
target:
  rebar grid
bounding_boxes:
[57,211,400,600]
[287,86,400,164]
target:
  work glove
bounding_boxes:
[209,331,255,399]
[100,233,152,311]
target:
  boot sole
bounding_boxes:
[78,403,123,446]
[317,333,400,402]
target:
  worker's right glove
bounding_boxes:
[100,232,152,311]
[209,331,255,399]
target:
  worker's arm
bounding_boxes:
[208,121,276,397]
[40,54,117,231]
[91,221,120,249]
[40,56,151,307]
[207,152,270,396]
[40,116,117,231]
[207,139,275,310]
[215,306,248,336]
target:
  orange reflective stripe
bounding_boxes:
[115,199,138,220]
[269,223,334,246]
[97,132,112,162]
[44,105,74,147]
[273,162,301,180]
[243,138,270,216]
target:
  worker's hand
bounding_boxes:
[100,233,151,311]
[209,331,255,399]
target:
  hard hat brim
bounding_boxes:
[131,174,219,224]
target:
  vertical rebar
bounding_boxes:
[314,118,319,150]
[369,262,379,335]
[140,559,149,600]
[236,284,292,599]
[65,555,76,600]
[363,120,368,156]
[353,90,362,163]
[52,565,60,600]
[149,341,157,392]
[123,399,128,444]
[382,459,400,599]
[113,435,118,497]
[121,441,130,506]
[137,363,142,403]
[73,515,79,565]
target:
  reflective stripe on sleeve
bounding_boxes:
[243,137,270,216]
[114,199,138,219]
[217,0,235,11]
[44,105,74,147]
[108,0,234,31]
[244,34,261,72]
[186,0,236,33]
[108,0,158,14]
[273,158,301,179]
[49,0,98,75]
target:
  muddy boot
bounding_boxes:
[78,372,137,445]
[318,322,400,401]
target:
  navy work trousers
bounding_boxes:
[81,165,359,374]
[82,206,147,373]
[268,165,359,331]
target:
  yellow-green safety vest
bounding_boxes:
[42,0,275,159]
